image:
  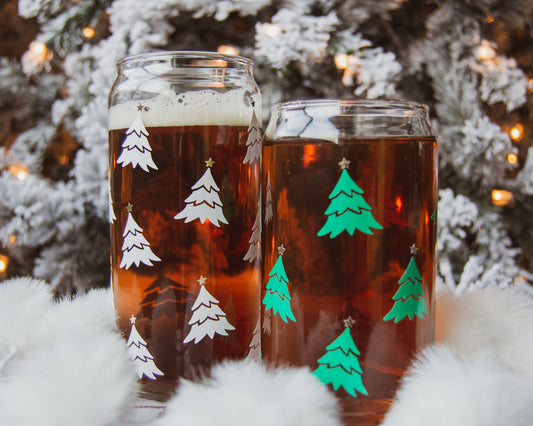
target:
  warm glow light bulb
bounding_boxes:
[491,189,514,207]
[510,124,524,141]
[477,40,496,61]
[0,255,8,273]
[217,45,239,55]
[263,23,282,37]
[82,27,95,39]
[335,53,348,70]
[8,164,29,181]
[507,153,518,165]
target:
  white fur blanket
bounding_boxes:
[1,277,533,425]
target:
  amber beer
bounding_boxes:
[109,124,261,399]
[261,100,437,425]
[108,52,261,401]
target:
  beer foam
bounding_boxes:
[109,89,260,130]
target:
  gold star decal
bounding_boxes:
[126,202,133,212]
[410,244,419,255]
[137,103,144,111]
[343,316,356,328]
[197,275,207,286]
[278,244,286,256]
[129,315,136,324]
[338,157,351,170]
[205,158,215,168]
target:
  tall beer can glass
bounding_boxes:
[108,52,262,401]
[261,99,437,424]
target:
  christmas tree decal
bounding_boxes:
[262,244,296,323]
[120,203,161,270]
[243,202,261,262]
[317,157,382,238]
[108,186,116,224]
[174,157,229,227]
[126,315,164,380]
[244,317,261,362]
[384,244,429,323]
[117,104,158,172]
[243,106,262,165]
[312,316,368,398]
[264,173,273,224]
[183,275,235,344]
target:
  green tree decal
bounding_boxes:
[317,157,382,238]
[312,317,368,397]
[262,244,296,323]
[384,244,429,323]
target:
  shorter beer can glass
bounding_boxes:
[261,99,437,424]
[109,52,262,401]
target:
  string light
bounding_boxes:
[485,14,495,24]
[27,41,53,65]
[335,53,359,86]
[476,40,496,61]
[510,123,524,141]
[263,23,282,37]
[0,254,8,273]
[217,45,240,55]
[82,26,95,39]
[8,164,29,181]
[507,152,519,165]
[528,78,533,92]
[491,189,514,207]
[8,235,16,245]
[334,53,349,69]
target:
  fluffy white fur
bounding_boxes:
[154,361,341,426]
[3,278,533,425]
[436,285,533,377]
[382,285,533,426]
[0,278,138,425]
[381,345,533,426]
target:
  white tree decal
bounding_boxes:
[127,315,164,380]
[120,203,161,269]
[243,109,262,165]
[117,104,158,172]
[174,157,228,227]
[183,275,235,344]
[265,173,273,224]
[243,202,261,263]
[108,185,116,224]
[244,316,261,362]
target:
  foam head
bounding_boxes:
[109,89,260,130]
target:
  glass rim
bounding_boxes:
[270,98,429,114]
[116,50,253,69]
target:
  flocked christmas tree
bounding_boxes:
[262,244,296,323]
[120,203,161,270]
[174,157,228,227]
[0,0,532,295]
[117,104,158,172]
[183,275,235,344]
[312,316,368,398]
[126,315,164,380]
[384,244,429,323]
[317,158,383,238]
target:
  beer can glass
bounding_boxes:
[108,52,262,401]
[261,99,437,424]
